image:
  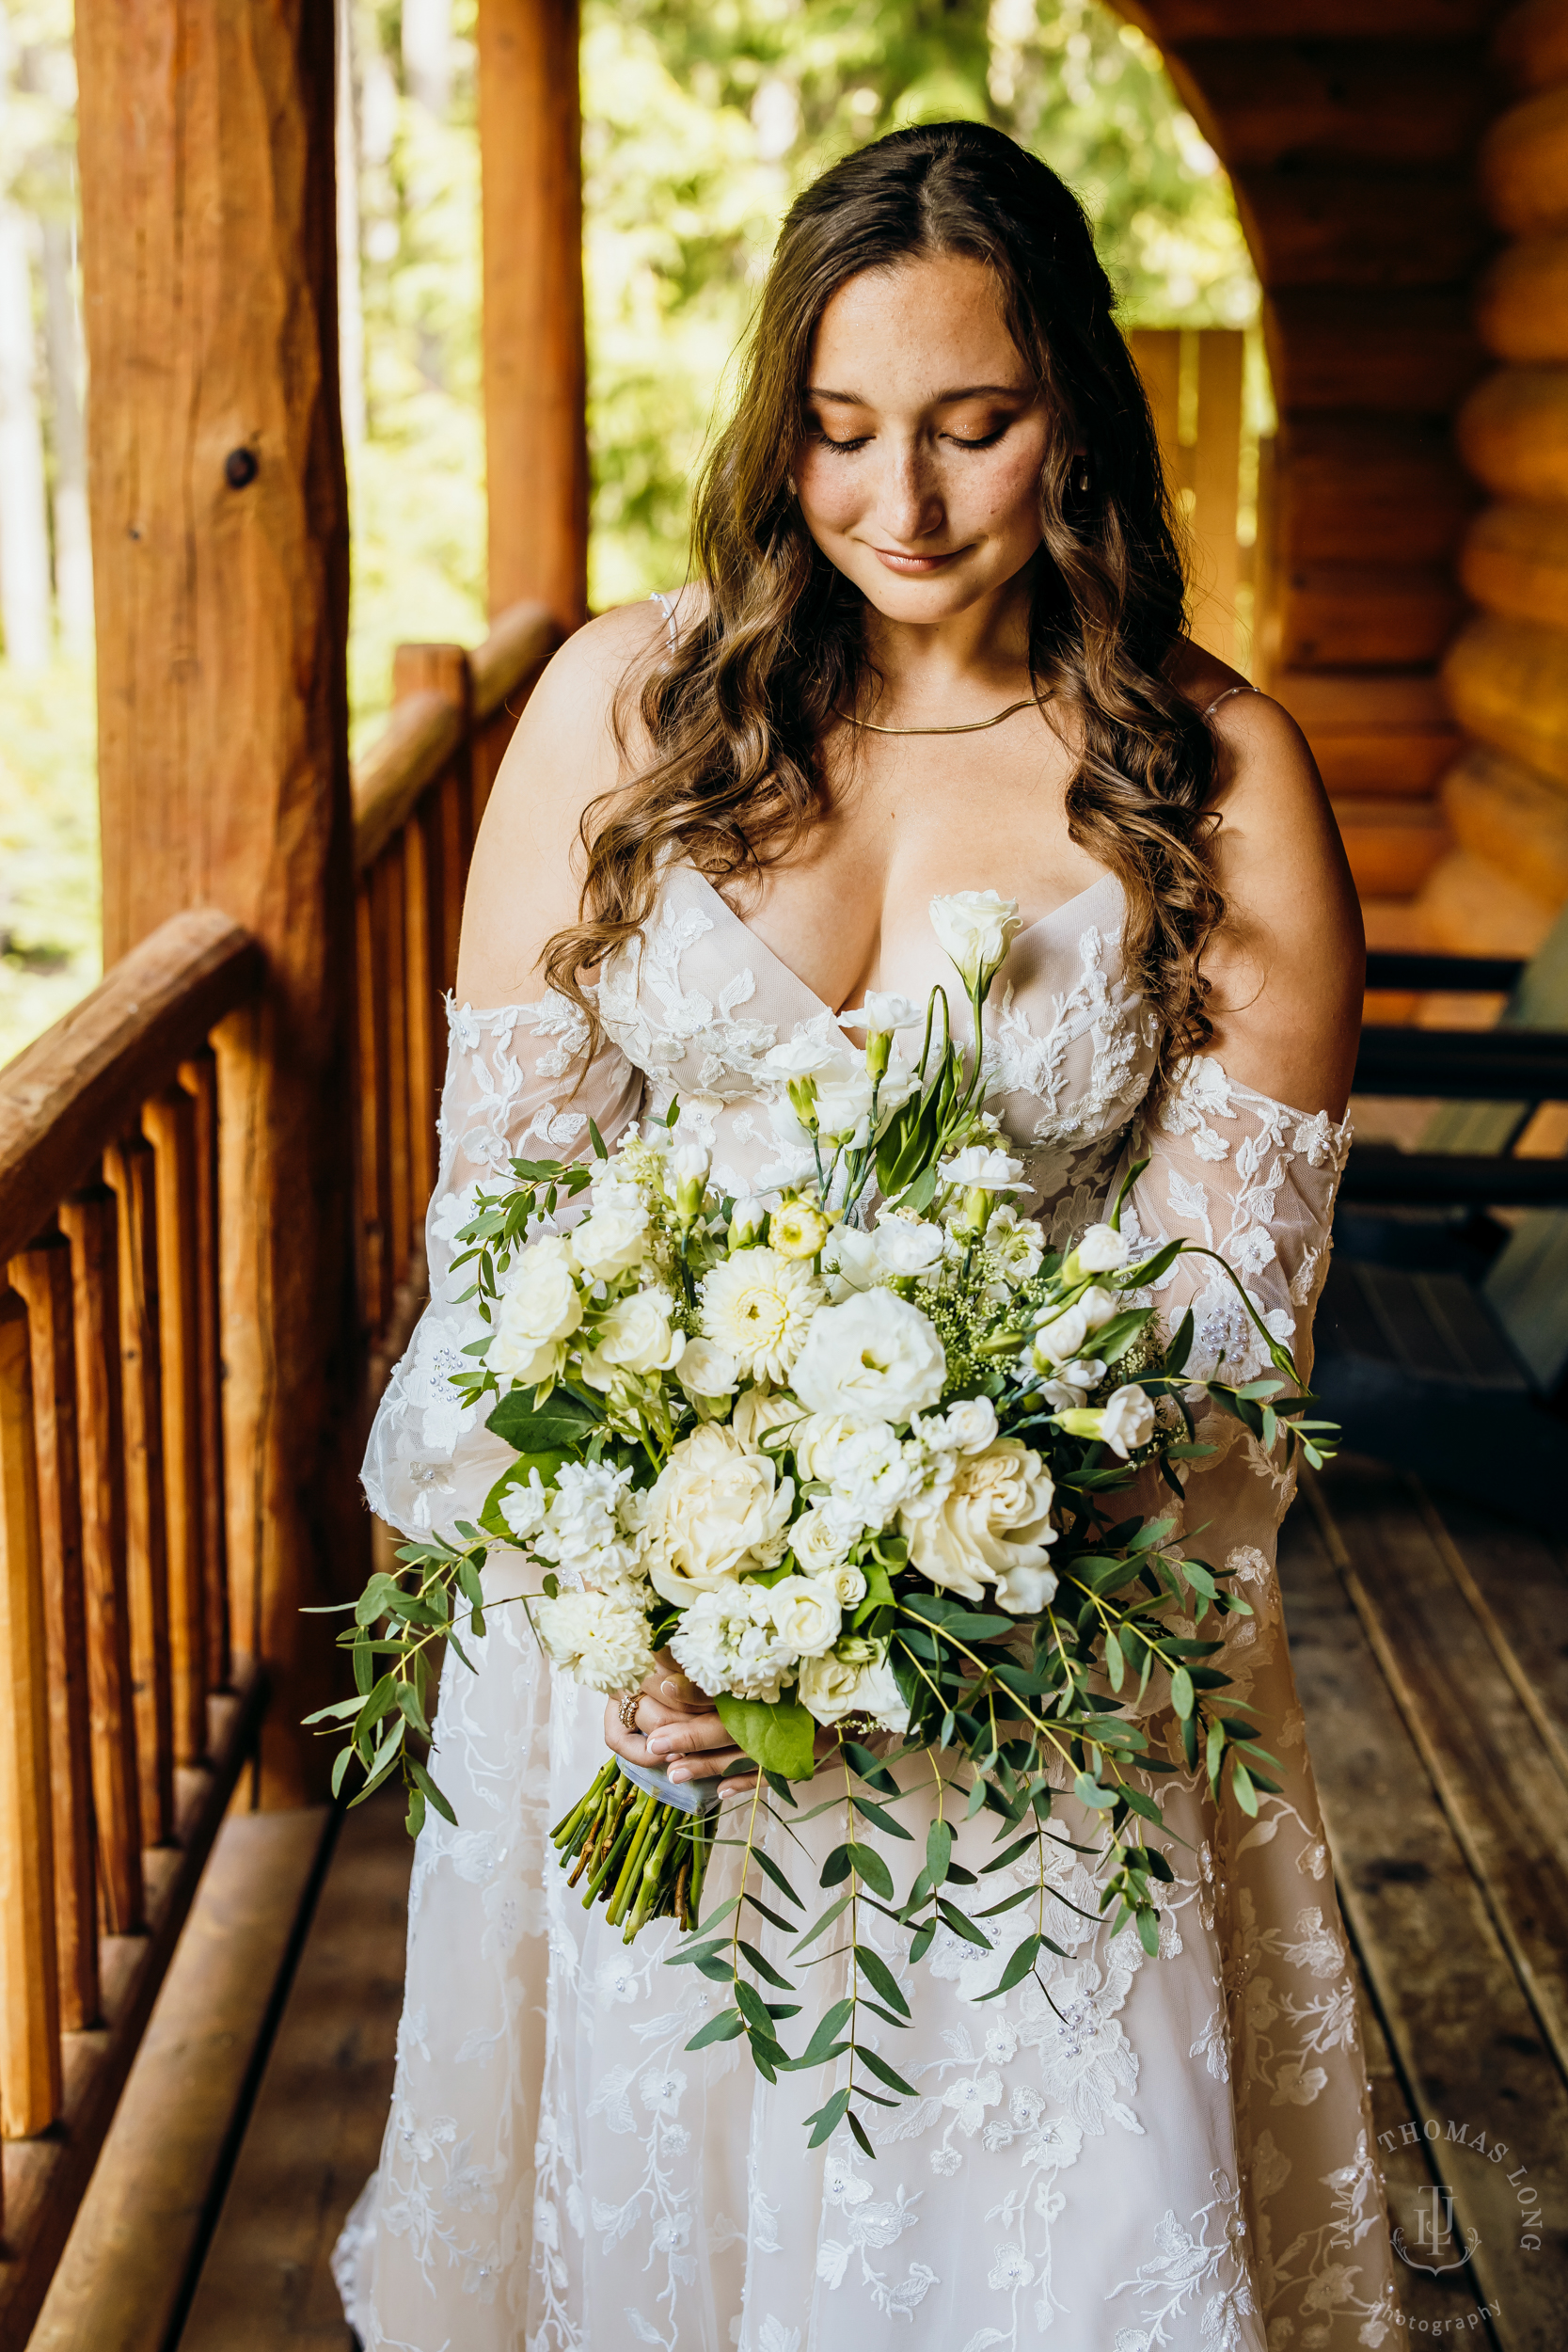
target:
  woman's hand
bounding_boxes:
[603,1651,759,1800]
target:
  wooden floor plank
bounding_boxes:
[26,1804,333,2352]
[176,1788,413,2351]
[1279,1487,1568,2351]
[1409,1482,1568,1788]
[1310,1459,1568,2080]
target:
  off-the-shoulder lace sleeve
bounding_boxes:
[360,993,644,1538]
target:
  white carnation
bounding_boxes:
[498,1467,550,1542]
[700,1247,824,1383]
[791,1290,945,1425]
[985,1205,1046,1284]
[535,1589,655,1692]
[838,991,923,1034]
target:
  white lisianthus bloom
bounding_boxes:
[674,1337,740,1400]
[872,1214,947,1278]
[700,1247,823,1383]
[642,1424,796,1604]
[790,1500,855,1575]
[1080,1284,1123,1333]
[490,1235,582,1384]
[670,1585,795,1702]
[939,1145,1028,1193]
[792,1411,864,1485]
[760,1574,843,1658]
[1099,1385,1157,1459]
[916,1394,999,1455]
[838,992,924,1034]
[730,1388,805,1451]
[1029,1296,1091,1369]
[985,1206,1046,1285]
[571,1202,650,1282]
[1037,1376,1089,1413]
[900,1438,1058,1613]
[763,1034,843,1080]
[811,1054,875,1141]
[580,1290,686,1392]
[1073,1221,1131,1274]
[798,1641,909,1733]
[1057,1357,1106,1390]
[728,1192,771,1247]
[929,889,1022,992]
[792,1290,946,1424]
[535,1590,655,1693]
[822,1224,878,1301]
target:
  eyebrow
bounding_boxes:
[806,384,1028,405]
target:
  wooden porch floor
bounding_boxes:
[119,1460,1567,2352]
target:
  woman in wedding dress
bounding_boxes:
[337,120,1397,2352]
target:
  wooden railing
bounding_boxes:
[353,600,563,1387]
[0,909,266,2345]
[0,599,562,2342]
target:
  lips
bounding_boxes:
[870,547,964,573]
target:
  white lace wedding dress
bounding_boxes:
[335,858,1398,2352]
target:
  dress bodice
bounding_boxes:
[596,862,1157,1229]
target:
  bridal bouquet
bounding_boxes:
[318,891,1334,2149]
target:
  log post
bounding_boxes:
[479,0,589,630]
[74,1,361,1802]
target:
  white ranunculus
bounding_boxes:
[822,1224,878,1301]
[929,889,1022,992]
[580,1290,686,1391]
[839,991,924,1035]
[1029,1297,1091,1369]
[940,1145,1028,1193]
[674,1337,740,1400]
[760,1574,843,1659]
[1099,1385,1157,1459]
[763,1034,842,1079]
[642,1423,796,1604]
[872,1215,947,1278]
[730,1388,806,1451]
[901,1438,1058,1612]
[571,1202,650,1282]
[790,1501,855,1575]
[791,1290,946,1425]
[1073,1221,1131,1273]
[534,1590,655,1693]
[700,1247,824,1383]
[489,1235,582,1383]
[798,1642,909,1732]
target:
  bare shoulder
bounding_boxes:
[1170,643,1364,1116]
[454,599,671,1005]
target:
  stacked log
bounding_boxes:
[1416,0,1568,953]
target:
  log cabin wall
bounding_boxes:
[1123,0,1506,951]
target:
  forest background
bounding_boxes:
[0,0,1259,1064]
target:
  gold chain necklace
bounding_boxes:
[832,691,1052,737]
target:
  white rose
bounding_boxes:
[490,1235,582,1383]
[1099,1384,1157,1459]
[571,1202,650,1282]
[700,1247,823,1382]
[901,1438,1057,1612]
[790,1500,855,1574]
[791,1290,946,1425]
[580,1290,685,1391]
[798,1643,908,1732]
[642,1423,796,1604]
[928,889,1022,992]
[839,991,924,1034]
[761,1574,843,1658]
[731,1387,805,1451]
[825,1560,867,1606]
[534,1590,655,1693]
[822,1224,878,1301]
[1073,1221,1131,1273]
[674,1337,740,1400]
[939,1145,1027,1193]
[872,1215,947,1278]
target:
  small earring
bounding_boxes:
[785,472,799,499]
[1070,455,1091,501]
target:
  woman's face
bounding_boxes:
[793,251,1052,625]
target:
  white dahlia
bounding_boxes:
[699,1247,824,1383]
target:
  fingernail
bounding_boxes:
[647,1735,669,1756]
[669,1765,689,1782]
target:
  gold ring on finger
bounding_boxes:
[617,1690,642,1735]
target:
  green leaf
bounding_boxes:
[805,2088,851,2148]
[737,1939,795,1991]
[847,2108,878,2159]
[715,1693,817,1781]
[485,1385,603,1454]
[937,1898,991,1950]
[404,1785,426,1839]
[1103,1627,1125,1693]
[845,1842,894,1899]
[842,1740,899,1797]
[854,1944,911,2017]
[927,1819,954,1889]
[1170,1666,1195,1721]
[1073,1772,1117,1812]
[1230,1760,1259,1817]
[687,2009,746,2050]
[793,1894,853,1955]
[1136,1906,1161,1958]
[795,1996,854,2068]
[857,2045,918,2097]
[909,1919,936,1963]
[978,1931,1041,2002]
[751,1848,804,1907]
[407,1756,457,1825]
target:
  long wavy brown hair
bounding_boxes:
[546,119,1222,1084]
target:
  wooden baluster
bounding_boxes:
[9,1237,98,2032]
[0,1288,63,2139]
[356,870,391,1344]
[104,1137,175,1848]
[404,793,440,1234]
[143,1086,207,1764]
[437,765,469,992]
[57,1191,142,1932]
[377,841,413,1298]
[178,1051,230,1694]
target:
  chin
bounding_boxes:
[847,560,998,622]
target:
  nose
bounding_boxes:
[874,434,945,546]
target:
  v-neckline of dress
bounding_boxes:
[682,866,1123,1024]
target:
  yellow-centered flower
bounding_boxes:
[769,1200,830,1259]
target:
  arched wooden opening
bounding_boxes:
[1127,0,1568,961]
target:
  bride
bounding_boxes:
[337,119,1396,2352]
